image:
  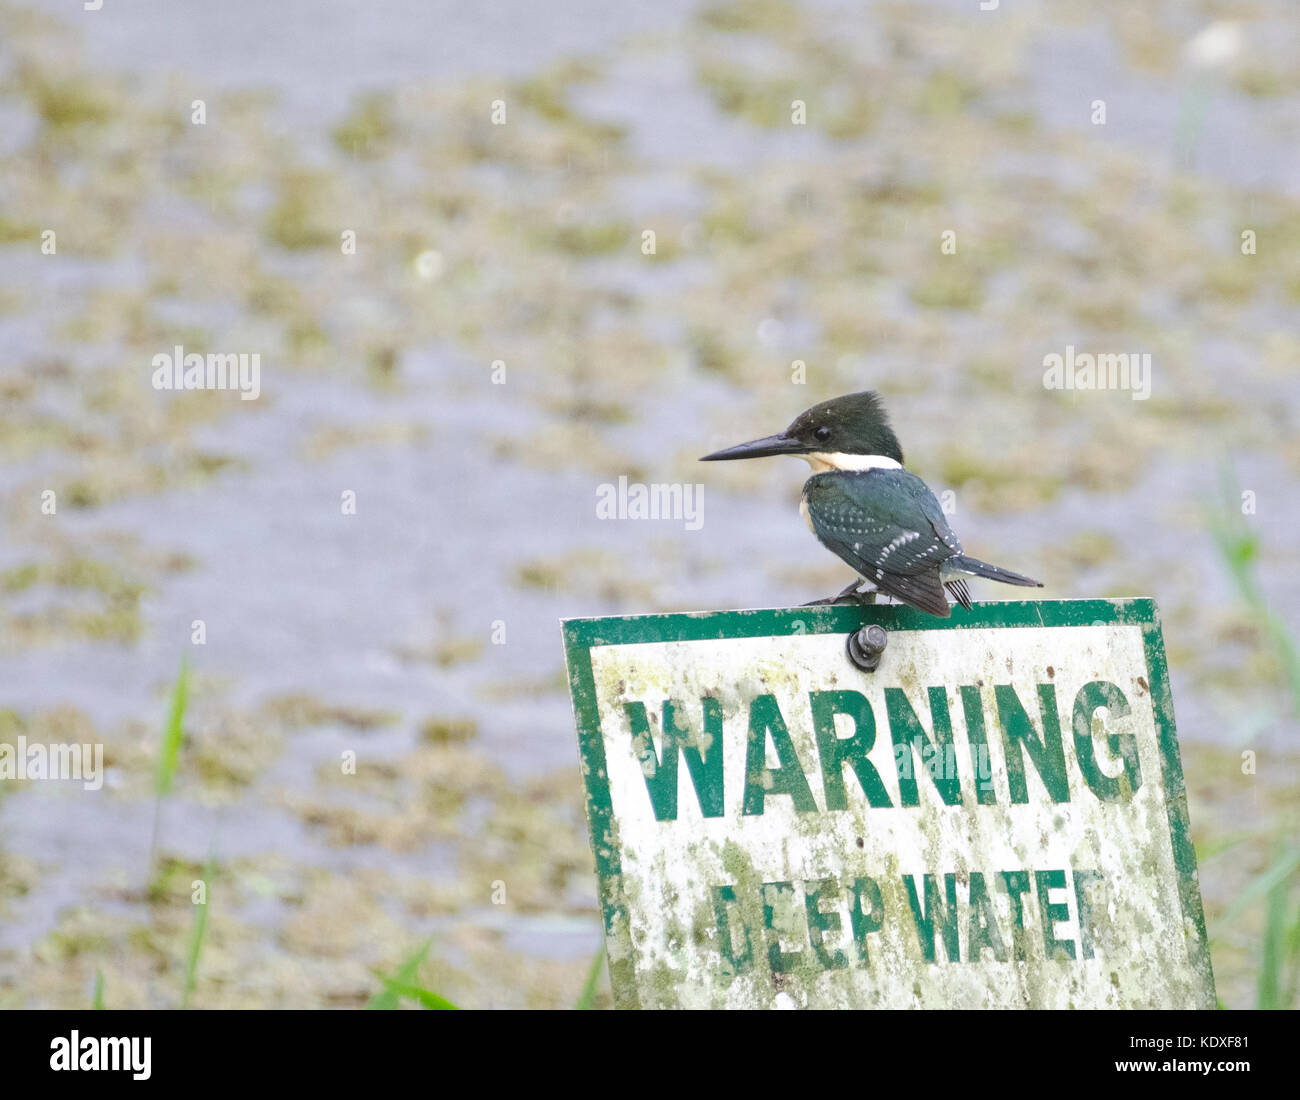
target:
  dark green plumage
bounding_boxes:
[803,468,961,617]
[784,392,904,461]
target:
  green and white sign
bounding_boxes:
[562,598,1215,1009]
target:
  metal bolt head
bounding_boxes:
[846,624,888,671]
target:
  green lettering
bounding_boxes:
[1073,869,1104,960]
[999,870,1033,961]
[887,687,961,807]
[810,690,892,810]
[995,684,1070,803]
[762,880,804,973]
[711,884,755,976]
[1035,869,1077,961]
[1072,681,1141,801]
[849,876,885,965]
[967,872,1007,962]
[804,879,849,971]
[960,685,998,805]
[743,695,817,815]
[625,698,725,821]
[904,873,960,963]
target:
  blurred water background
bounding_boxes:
[0,0,1297,1007]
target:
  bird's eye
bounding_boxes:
[814,426,831,442]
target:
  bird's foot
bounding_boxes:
[804,581,877,607]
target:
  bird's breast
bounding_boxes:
[799,494,815,533]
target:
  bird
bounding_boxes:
[700,391,1042,617]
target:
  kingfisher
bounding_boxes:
[700,391,1042,617]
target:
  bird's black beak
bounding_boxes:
[700,433,809,461]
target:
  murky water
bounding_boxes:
[1,0,1297,1008]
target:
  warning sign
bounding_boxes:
[562,598,1215,1009]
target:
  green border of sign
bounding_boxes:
[561,597,1215,1009]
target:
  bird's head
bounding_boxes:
[700,391,904,466]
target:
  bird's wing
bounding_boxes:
[803,469,960,617]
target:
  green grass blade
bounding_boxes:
[574,940,606,1010]
[1194,831,1255,863]
[156,656,190,798]
[1210,466,1300,716]
[1258,864,1287,1010]
[1209,845,1300,942]
[376,978,459,1010]
[181,852,215,1009]
[148,657,191,883]
[1264,618,1300,717]
[92,970,105,1010]
[1283,905,1300,1009]
[365,936,435,1009]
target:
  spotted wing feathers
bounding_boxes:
[803,469,963,618]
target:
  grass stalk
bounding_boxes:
[148,656,190,885]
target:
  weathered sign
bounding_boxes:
[562,598,1215,1009]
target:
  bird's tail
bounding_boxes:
[947,555,1043,588]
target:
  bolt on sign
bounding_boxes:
[561,599,1215,1009]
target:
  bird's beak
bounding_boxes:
[700,433,809,461]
